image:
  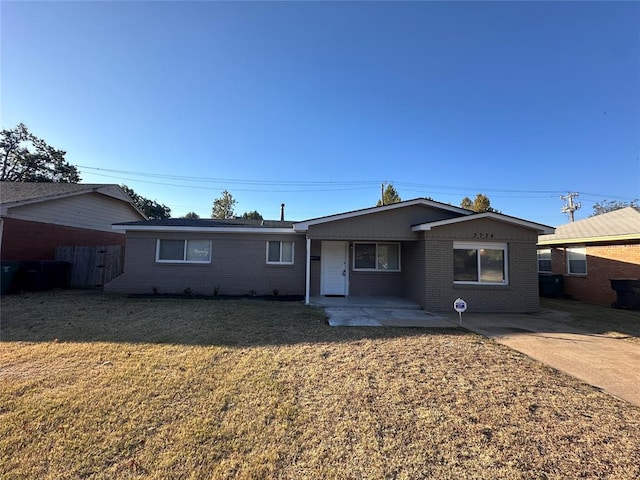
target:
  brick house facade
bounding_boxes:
[543,244,640,306]
[538,207,640,307]
[0,217,127,261]
[1,182,145,261]
[107,199,554,313]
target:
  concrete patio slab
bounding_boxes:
[324,306,454,327]
[325,307,457,328]
[314,296,456,328]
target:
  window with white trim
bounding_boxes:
[156,239,211,263]
[567,247,587,275]
[453,242,508,284]
[537,249,552,273]
[267,241,294,264]
[353,242,400,271]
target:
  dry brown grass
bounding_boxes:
[541,297,640,344]
[1,291,639,479]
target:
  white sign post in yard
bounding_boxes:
[453,298,467,325]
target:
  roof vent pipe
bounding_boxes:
[280,203,285,221]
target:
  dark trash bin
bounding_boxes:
[610,279,640,310]
[539,274,564,298]
[17,261,71,291]
[1,261,22,295]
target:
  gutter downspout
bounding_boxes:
[305,236,311,305]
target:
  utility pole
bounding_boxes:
[380,181,387,206]
[561,192,581,222]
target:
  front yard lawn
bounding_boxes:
[1,291,639,479]
[541,297,640,343]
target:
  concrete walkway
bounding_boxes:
[459,310,640,407]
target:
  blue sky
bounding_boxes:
[2,1,638,226]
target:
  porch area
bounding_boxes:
[309,295,454,328]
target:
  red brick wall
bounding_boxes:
[1,217,126,261]
[550,244,640,306]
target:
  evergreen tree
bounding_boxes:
[377,183,402,206]
[121,185,171,219]
[242,210,263,220]
[460,193,495,212]
[211,190,237,219]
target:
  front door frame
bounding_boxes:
[320,240,349,296]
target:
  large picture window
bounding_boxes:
[354,242,400,271]
[537,249,552,273]
[567,247,587,275]
[454,242,508,284]
[156,239,211,263]
[267,241,294,264]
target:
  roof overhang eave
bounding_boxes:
[112,225,300,235]
[412,212,555,235]
[538,233,640,246]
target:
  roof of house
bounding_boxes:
[538,207,640,245]
[114,197,554,235]
[114,218,295,229]
[0,181,146,219]
[1,182,111,204]
[293,198,471,231]
[412,211,554,234]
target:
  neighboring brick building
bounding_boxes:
[538,207,640,306]
[0,182,146,261]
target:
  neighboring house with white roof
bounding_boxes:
[538,207,640,306]
[0,182,146,261]
[106,198,553,312]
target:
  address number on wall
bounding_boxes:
[472,233,495,239]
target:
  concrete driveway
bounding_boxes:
[459,310,640,407]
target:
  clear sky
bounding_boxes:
[2,1,639,226]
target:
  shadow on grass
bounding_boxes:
[0,290,465,347]
[539,298,640,340]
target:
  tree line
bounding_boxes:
[2,123,635,220]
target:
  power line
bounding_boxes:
[77,165,380,188]
[79,165,564,194]
[83,170,375,193]
[76,165,637,202]
[560,192,581,222]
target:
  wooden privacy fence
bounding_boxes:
[55,245,124,289]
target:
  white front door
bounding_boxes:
[321,241,348,296]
